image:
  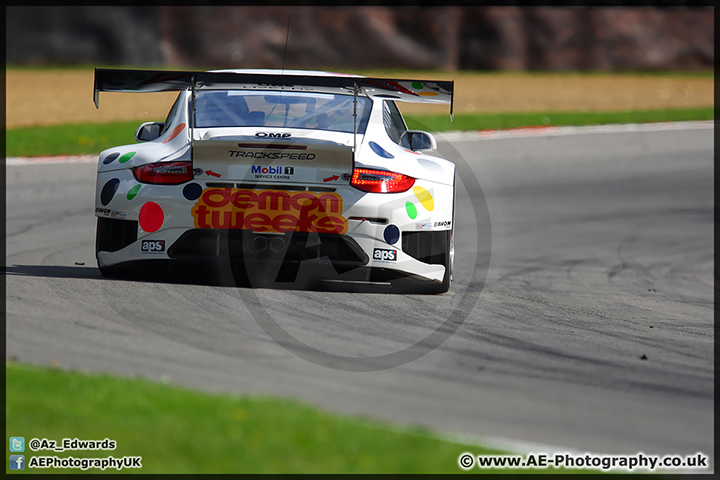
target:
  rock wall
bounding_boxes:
[6,6,164,66]
[6,6,714,71]
[458,7,715,70]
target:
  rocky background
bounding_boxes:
[6,6,714,71]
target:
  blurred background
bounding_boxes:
[6,5,714,71]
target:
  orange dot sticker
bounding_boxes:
[162,123,186,144]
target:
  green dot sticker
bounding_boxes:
[405,201,417,219]
[412,81,423,89]
[119,152,136,163]
[127,184,142,200]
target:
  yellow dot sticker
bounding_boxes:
[413,186,434,211]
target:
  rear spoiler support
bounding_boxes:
[190,75,196,162]
[353,81,358,165]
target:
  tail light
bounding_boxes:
[350,168,415,193]
[133,161,194,185]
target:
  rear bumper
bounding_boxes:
[95,169,451,283]
[97,224,446,278]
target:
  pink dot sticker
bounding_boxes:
[139,202,164,232]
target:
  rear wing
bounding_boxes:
[93,68,455,120]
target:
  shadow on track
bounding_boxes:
[3,262,446,294]
[3,263,233,287]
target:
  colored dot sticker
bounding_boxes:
[413,186,434,211]
[183,183,203,201]
[139,202,164,233]
[405,201,417,219]
[118,152,136,164]
[412,81,423,89]
[100,178,120,206]
[383,224,400,245]
[102,152,120,165]
[127,184,142,200]
[418,158,443,173]
[418,91,439,96]
[162,123,186,144]
[368,141,394,159]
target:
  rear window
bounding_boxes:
[382,100,407,145]
[194,90,372,134]
[161,93,182,135]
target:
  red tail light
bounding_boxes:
[350,168,415,193]
[133,161,194,185]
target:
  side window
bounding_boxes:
[383,100,407,145]
[161,93,182,135]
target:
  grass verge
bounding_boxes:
[5,121,141,157]
[405,106,715,133]
[5,107,713,158]
[5,361,585,474]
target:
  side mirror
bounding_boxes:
[400,130,438,151]
[135,122,164,142]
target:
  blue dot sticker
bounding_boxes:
[183,183,203,201]
[103,152,120,165]
[100,178,120,206]
[383,224,400,245]
[369,141,394,159]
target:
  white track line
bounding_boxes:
[5,154,97,166]
[438,120,714,142]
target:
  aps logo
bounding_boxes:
[373,248,397,262]
[141,240,166,254]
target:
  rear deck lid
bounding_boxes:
[192,131,353,186]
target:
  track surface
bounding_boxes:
[5,127,713,465]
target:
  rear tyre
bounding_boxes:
[95,218,119,278]
[435,181,456,293]
[433,228,453,294]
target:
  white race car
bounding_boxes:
[93,68,455,293]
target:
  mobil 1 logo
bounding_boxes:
[141,240,166,255]
[373,248,397,263]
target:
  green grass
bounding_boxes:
[5,121,141,157]
[7,361,589,474]
[405,106,715,133]
[5,107,714,157]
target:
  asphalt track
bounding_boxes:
[5,124,714,469]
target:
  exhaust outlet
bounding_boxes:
[251,235,269,252]
[269,236,286,252]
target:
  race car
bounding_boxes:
[93,68,455,293]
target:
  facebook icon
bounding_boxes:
[10,454,25,470]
